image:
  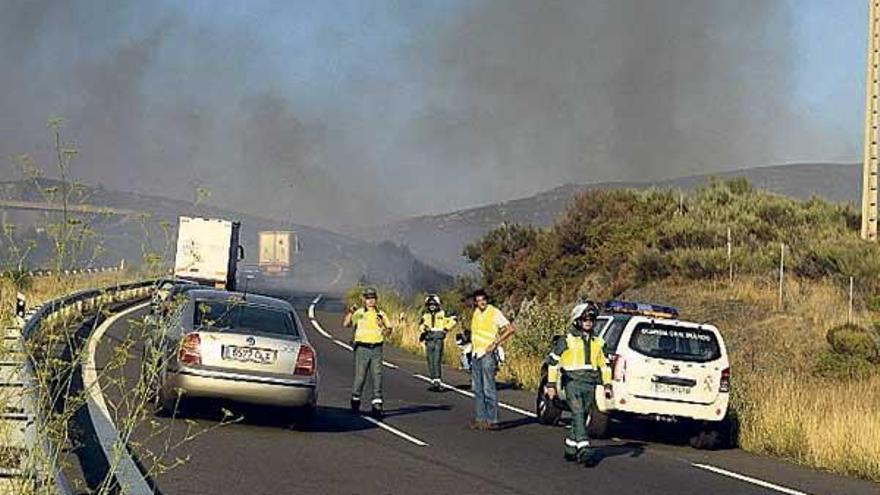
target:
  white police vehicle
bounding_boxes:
[536,300,732,449]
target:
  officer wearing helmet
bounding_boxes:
[544,301,611,466]
[419,294,457,392]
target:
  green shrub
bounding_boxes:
[466,178,878,306]
[826,324,880,363]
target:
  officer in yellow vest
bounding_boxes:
[343,287,392,418]
[419,294,456,392]
[468,289,515,430]
[545,301,610,466]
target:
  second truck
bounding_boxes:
[258,230,296,278]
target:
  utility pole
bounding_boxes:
[862,0,880,240]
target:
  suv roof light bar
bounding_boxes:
[603,300,679,319]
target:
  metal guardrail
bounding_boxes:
[4,279,157,494]
[22,265,125,278]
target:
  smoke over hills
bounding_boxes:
[0,1,862,228]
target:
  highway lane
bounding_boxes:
[93,297,880,495]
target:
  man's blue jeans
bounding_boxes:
[471,352,498,424]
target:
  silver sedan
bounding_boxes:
[148,289,318,421]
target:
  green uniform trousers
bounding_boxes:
[424,335,445,380]
[564,376,598,457]
[352,343,384,404]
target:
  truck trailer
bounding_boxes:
[173,216,244,290]
[258,230,296,277]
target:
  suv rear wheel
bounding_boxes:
[536,376,563,425]
[689,418,732,450]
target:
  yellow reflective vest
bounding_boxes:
[470,304,506,355]
[420,310,456,332]
[352,308,389,344]
[547,331,610,384]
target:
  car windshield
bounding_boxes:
[628,323,721,363]
[194,300,298,337]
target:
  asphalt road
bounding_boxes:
[94,295,880,495]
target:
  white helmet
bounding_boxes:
[425,293,441,306]
[570,301,600,324]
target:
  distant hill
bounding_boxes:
[0,178,451,294]
[349,163,860,274]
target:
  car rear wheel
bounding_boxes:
[536,377,563,425]
[689,418,732,450]
[153,370,178,417]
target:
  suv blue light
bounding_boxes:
[603,300,679,319]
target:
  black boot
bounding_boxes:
[564,451,577,462]
[350,398,361,413]
[370,403,383,419]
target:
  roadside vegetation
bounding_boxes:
[358,179,880,482]
[0,120,225,494]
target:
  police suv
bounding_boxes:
[536,300,732,450]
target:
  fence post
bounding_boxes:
[727,227,733,285]
[848,276,854,324]
[777,243,785,310]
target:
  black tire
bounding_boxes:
[536,377,563,425]
[153,369,178,417]
[587,409,611,439]
[689,418,732,450]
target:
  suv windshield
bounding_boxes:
[194,300,298,336]
[628,323,721,363]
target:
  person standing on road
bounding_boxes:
[419,294,457,392]
[343,287,392,419]
[544,301,611,467]
[468,289,515,431]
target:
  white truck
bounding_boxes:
[258,230,296,277]
[173,216,244,290]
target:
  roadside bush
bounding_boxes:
[812,324,880,379]
[826,324,880,363]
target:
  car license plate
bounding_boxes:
[653,383,691,395]
[223,345,276,364]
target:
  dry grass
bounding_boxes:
[737,374,880,481]
[0,272,138,323]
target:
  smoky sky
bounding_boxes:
[0,1,863,228]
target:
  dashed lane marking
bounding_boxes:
[412,373,537,418]
[692,463,811,495]
[362,415,429,447]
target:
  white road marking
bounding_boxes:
[693,464,812,495]
[382,361,399,369]
[84,301,153,495]
[362,416,429,447]
[413,373,537,418]
[309,318,333,339]
[308,295,322,319]
[332,339,354,351]
[328,261,345,287]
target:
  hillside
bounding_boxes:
[0,178,451,294]
[351,163,859,274]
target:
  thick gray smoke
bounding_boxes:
[0,1,852,227]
